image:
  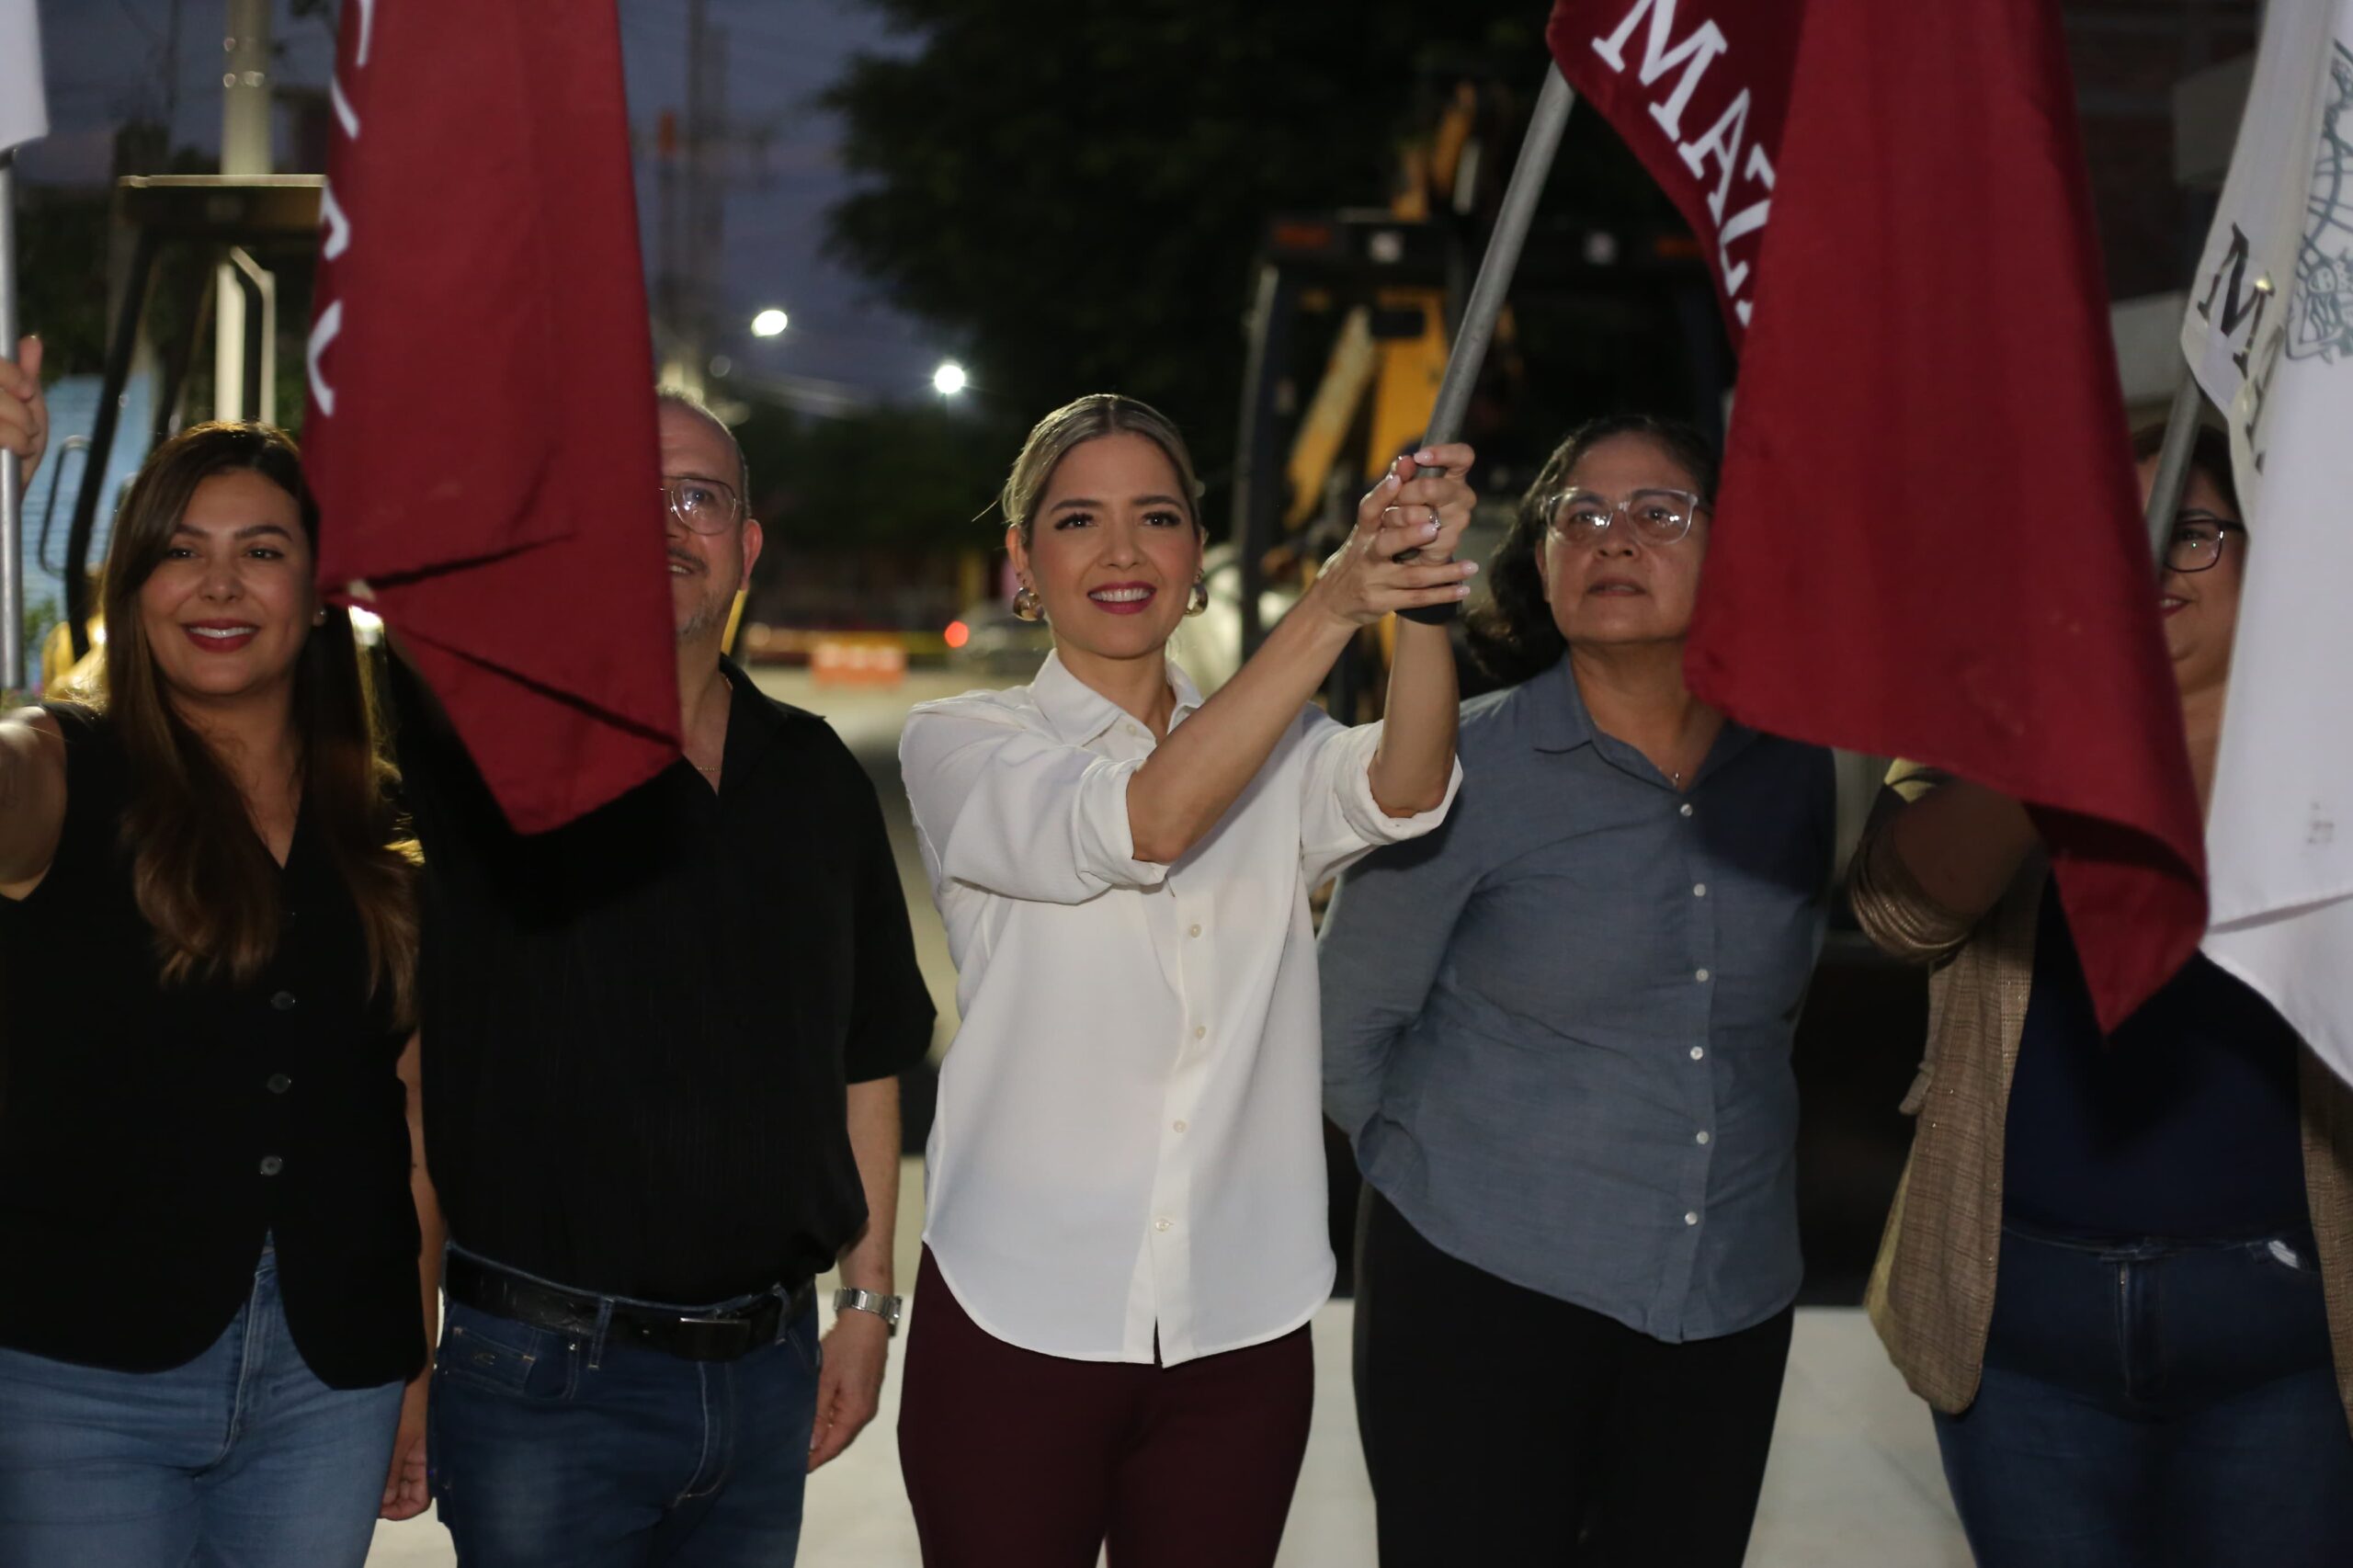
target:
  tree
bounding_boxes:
[824,0,1562,506]
[734,397,1012,554]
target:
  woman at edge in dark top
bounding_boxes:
[1852,425,2353,1567]
[0,418,440,1566]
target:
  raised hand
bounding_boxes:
[0,336,46,488]
[1306,444,1479,629]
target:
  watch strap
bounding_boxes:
[832,1287,904,1334]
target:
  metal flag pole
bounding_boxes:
[2,146,25,692]
[1399,62,1579,625]
[2142,371,2204,562]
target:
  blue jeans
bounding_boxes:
[1936,1221,2353,1568]
[427,1249,823,1567]
[0,1243,404,1568]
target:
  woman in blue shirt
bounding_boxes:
[1320,415,1834,1566]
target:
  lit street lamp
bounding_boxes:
[751,308,789,338]
[932,360,968,397]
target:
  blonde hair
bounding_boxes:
[999,394,1206,546]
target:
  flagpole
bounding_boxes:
[1398,63,1578,625]
[2141,372,2204,562]
[1,147,25,693]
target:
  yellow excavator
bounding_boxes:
[1225,66,1730,715]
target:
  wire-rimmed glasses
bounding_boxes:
[1542,487,1708,549]
[662,474,745,535]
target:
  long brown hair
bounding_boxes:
[92,423,416,1020]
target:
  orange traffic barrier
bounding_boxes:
[811,637,908,688]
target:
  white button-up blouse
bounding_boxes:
[899,652,1459,1364]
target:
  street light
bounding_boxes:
[932,360,968,397]
[751,308,789,337]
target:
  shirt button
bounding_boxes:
[1193,1025,1206,1040]
[1696,1131,1712,1145]
[269,991,297,1012]
[1126,723,1143,739]
[1679,802,1694,818]
[1173,1119,1188,1133]
[1685,1210,1699,1226]
[1695,968,1711,983]
[1692,883,1708,898]
[1154,1217,1173,1233]
[1689,1046,1705,1061]
[258,1155,284,1176]
[266,1074,292,1095]
[1188,924,1202,938]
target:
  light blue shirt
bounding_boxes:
[1320,656,1834,1341]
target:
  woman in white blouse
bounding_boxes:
[895,393,1472,1567]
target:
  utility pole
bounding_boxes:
[656,108,683,383]
[692,2,728,389]
[655,0,762,401]
[215,0,275,422]
[163,0,185,137]
[221,0,270,183]
[658,0,726,397]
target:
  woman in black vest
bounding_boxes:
[0,420,436,1567]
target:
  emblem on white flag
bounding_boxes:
[2188,3,2353,1086]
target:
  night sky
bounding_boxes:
[26,0,943,401]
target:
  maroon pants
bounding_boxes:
[896,1248,1315,1568]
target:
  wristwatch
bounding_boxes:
[832,1288,904,1335]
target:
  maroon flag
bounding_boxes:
[1549,0,2205,1027]
[1547,0,1797,344]
[305,0,678,832]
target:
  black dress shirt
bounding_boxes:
[0,706,425,1389]
[393,659,934,1304]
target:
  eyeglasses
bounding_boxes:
[1543,487,1708,549]
[2164,510,2244,574]
[662,474,744,535]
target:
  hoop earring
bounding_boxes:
[1012,585,1045,622]
[1186,576,1209,617]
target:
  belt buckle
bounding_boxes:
[672,1312,753,1362]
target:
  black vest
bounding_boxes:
[0,706,423,1389]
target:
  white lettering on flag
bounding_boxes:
[1679,87,1752,218]
[0,0,49,154]
[1716,154,1774,310]
[1583,0,1774,330]
[2190,2,2353,1084]
[307,11,376,424]
[1591,0,1731,140]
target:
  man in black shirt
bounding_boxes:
[400,392,934,1566]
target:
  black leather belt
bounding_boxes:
[444,1251,813,1364]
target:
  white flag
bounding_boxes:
[2183,3,2353,1084]
[0,0,46,154]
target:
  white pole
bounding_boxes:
[215,0,272,422]
[1398,62,1578,624]
[2143,373,2204,562]
[1422,65,1577,460]
[1,150,23,692]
